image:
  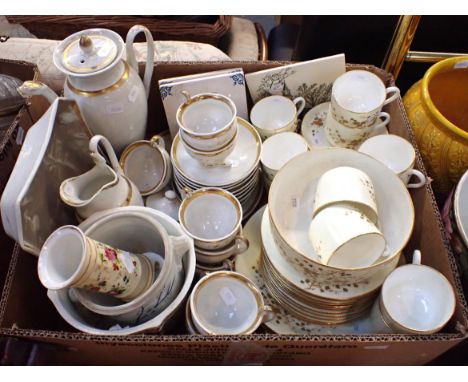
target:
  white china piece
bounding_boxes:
[268,149,414,285]
[0,98,94,255]
[145,190,181,222]
[358,134,427,189]
[235,206,389,335]
[179,188,246,251]
[176,91,238,152]
[454,170,468,248]
[250,95,305,140]
[71,209,191,324]
[159,67,249,139]
[370,251,456,334]
[325,108,391,149]
[309,205,386,268]
[120,135,172,196]
[19,25,155,153]
[46,206,196,335]
[189,271,273,335]
[38,225,154,301]
[171,117,263,218]
[60,135,143,221]
[312,166,379,223]
[330,70,400,129]
[260,132,309,187]
[301,102,389,150]
[195,237,249,265]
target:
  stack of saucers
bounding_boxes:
[171,117,263,218]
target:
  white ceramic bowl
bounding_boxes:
[46,207,196,335]
[72,209,191,324]
[454,170,468,248]
[268,148,414,283]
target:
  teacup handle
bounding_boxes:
[374,112,391,129]
[125,25,154,99]
[293,96,306,116]
[406,169,426,189]
[150,135,165,150]
[412,250,421,265]
[383,86,400,106]
[89,135,123,174]
[181,90,192,104]
[181,187,193,200]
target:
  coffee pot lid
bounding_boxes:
[53,29,124,75]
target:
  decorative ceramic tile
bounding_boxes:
[159,68,248,139]
[245,54,346,110]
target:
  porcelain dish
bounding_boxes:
[268,149,414,284]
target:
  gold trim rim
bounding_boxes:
[189,270,266,335]
[66,61,129,97]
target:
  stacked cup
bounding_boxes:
[176,91,238,167]
[308,166,386,269]
[179,188,249,272]
[325,70,399,149]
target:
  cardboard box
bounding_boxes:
[0,62,467,365]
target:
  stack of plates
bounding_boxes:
[171,117,263,218]
[260,207,383,325]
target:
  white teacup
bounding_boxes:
[325,108,391,149]
[250,95,305,140]
[331,70,400,129]
[120,135,172,196]
[358,134,427,189]
[371,250,456,334]
[195,236,249,265]
[261,132,309,187]
[181,128,237,167]
[313,166,379,224]
[179,188,245,251]
[176,91,238,151]
[189,271,274,335]
[309,205,386,269]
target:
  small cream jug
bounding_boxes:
[60,135,143,220]
[17,25,154,154]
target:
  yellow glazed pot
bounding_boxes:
[403,56,468,193]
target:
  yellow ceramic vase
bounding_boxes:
[403,56,468,194]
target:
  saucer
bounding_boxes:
[300,102,388,149]
[234,206,378,335]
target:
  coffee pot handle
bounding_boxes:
[89,135,123,174]
[126,25,154,100]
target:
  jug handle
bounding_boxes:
[17,81,58,104]
[89,135,124,174]
[125,25,154,100]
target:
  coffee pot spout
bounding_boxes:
[17,81,58,104]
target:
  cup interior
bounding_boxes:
[382,264,455,332]
[122,144,165,192]
[334,71,386,113]
[359,135,415,175]
[182,98,233,134]
[251,96,296,129]
[182,192,240,241]
[193,275,259,334]
[261,132,308,171]
[40,226,86,288]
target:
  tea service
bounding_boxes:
[1,31,458,338]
